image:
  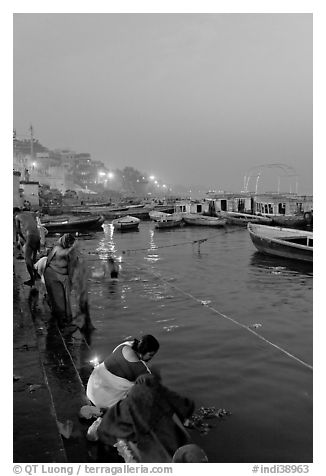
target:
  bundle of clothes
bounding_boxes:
[79,373,227,463]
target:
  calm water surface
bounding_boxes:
[76,221,313,463]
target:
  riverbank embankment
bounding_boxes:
[13,256,95,463]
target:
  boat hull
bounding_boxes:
[183,214,226,227]
[149,211,170,221]
[42,215,104,234]
[220,212,273,227]
[113,223,140,231]
[154,219,182,229]
[269,215,307,229]
[112,216,140,231]
[248,224,313,262]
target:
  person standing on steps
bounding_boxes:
[14,208,40,286]
[43,233,78,330]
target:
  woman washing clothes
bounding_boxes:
[43,233,78,330]
[86,335,160,409]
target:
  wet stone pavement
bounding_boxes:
[13,257,107,463]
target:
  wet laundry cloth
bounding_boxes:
[97,374,194,463]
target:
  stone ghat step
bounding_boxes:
[13,274,67,463]
[13,259,94,463]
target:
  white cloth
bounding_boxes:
[36,217,48,246]
[34,256,48,284]
[86,362,134,409]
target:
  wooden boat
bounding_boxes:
[154,214,183,229]
[127,204,145,210]
[247,223,313,262]
[69,205,129,215]
[41,215,105,234]
[149,211,171,221]
[145,204,175,214]
[71,207,150,220]
[220,211,273,227]
[112,215,140,231]
[183,213,226,227]
[79,201,114,207]
[269,214,310,229]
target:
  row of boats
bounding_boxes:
[40,210,313,263]
[83,210,274,231]
[44,212,227,232]
[149,210,276,229]
[149,212,313,263]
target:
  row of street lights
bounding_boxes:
[98,171,114,179]
[149,175,172,192]
[97,171,172,193]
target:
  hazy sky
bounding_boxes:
[13,13,312,193]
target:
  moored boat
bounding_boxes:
[247,223,313,262]
[144,204,175,214]
[41,215,105,234]
[268,214,311,229]
[183,213,226,227]
[154,214,183,229]
[112,215,140,231]
[149,210,170,221]
[220,211,273,226]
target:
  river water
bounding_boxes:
[75,221,312,463]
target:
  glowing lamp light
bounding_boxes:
[107,172,114,179]
[98,171,106,177]
[90,357,100,367]
[149,175,155,181]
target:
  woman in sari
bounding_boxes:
[43,233,78,329]
[86,335,160,409]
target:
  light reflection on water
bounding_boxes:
[77,221,312,463]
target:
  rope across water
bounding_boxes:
[84,231,313,372]
[143,267,313,372]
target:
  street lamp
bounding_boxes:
[98,171,107,184]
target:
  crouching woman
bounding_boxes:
[86,335,160,410]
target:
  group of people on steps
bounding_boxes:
[13,208,208,462]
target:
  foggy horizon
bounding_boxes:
[13,13,313,194]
